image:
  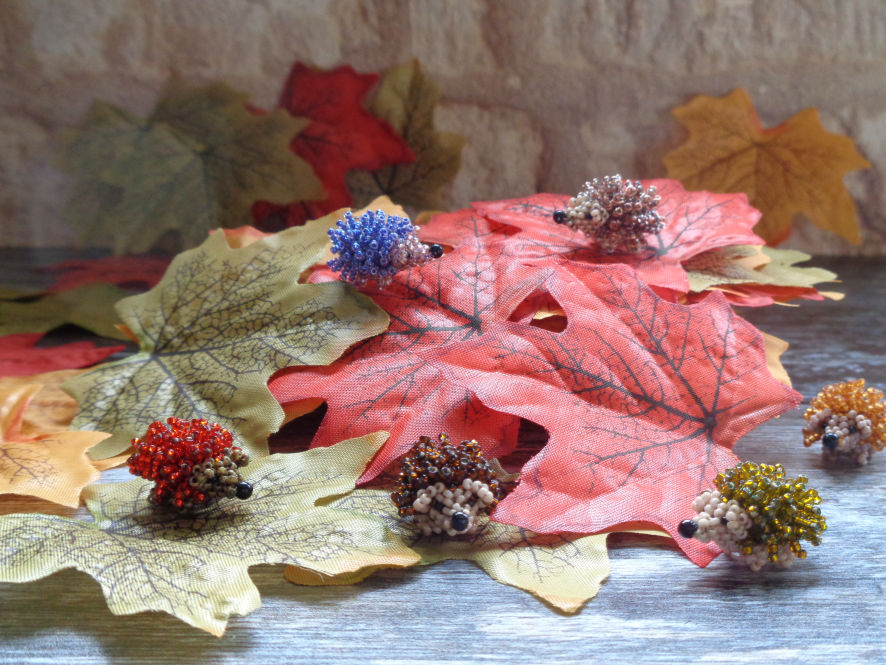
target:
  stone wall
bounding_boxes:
[2,0,884,254]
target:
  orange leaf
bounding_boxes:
[0,369,84,435]
[0,385,109,507]
[663,88,870,245]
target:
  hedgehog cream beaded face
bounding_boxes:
[327,209,444,288]
[803,379,886,466]
[677,462,825,571]
[391,434,506,537]
[552,174,664,254]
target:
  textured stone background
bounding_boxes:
[1,0,884,254]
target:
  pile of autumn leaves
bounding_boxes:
[0,66,862,635]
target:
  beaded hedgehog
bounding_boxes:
[678,462,825,571]
[803,379,886,466]
[127,417,253,512]
[391,434,505,536]
[327,209,444,288]
[552,174,664,253]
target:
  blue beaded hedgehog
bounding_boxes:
[327,209,443,288]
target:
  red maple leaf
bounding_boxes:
[269,209,553,481]
[423,180,764,297]
[253,63,415,230]
[44,256,170,292]
[0,333,123,377]
[423,261,800,565]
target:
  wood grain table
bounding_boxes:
[1,253,884,665]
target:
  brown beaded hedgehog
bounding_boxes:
[391,434,505,536]
[803,379,886,465]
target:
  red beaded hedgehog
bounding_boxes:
[127,417,253,512]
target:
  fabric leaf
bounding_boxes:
[253,63,415,228]
[424,262,801,566]
[270,208,552,482]
[431,179,765,297]
[0,334,123,377]
[0,284,130,340]
[45,255,171,292]
[64,217,389,460]
[663,88,870,245]
[347,60,465,210]
[0,385,108,507]
[0,432,419,635]
[301,489,610,613]
[60,80,324,254]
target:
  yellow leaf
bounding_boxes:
[0,432,419,636]
[0,385,109,507]
[762,332,792,389]
[664,88,870,245]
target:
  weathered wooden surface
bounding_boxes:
[0,254,884,664]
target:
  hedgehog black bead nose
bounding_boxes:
[822,433,839,450]
[553,210,567,224]
[678,519,698,538]
[450,511,470,533]
[235,481,253,500]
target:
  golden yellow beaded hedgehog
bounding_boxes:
[678,462,825,571]
[804,379,886,465]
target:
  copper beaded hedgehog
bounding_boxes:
[678,462,825,571]
[552,174,664,253]
[803,379,886,466]
[391,434,505,536]
[127,417,253,512]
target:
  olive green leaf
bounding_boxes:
[64,217,390,460]
[0,283,129,340]
[0,432,419,636]
[296,489,610,613]
[347,60,465,210]
[686,245,837,293]
[60,80,324,254]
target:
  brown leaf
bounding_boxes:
[664,88,870,244]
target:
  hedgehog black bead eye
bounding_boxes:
[451,511,470,533]
[678,519,698,538]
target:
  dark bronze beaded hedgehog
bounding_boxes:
[391,434,505,536]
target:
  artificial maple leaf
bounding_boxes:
[425,179,764,297]
[0,334,123,378]
[44,255,171,292]
[0,432,419,635]
[347,60,465,210]
[270,208,553,482]
[0,283,130,340]
[60,80,324,254]
[663,88,870,245]
[252,63,416,229]
[424,262,801,566]
[0,369,84,434]
[0,385,108,507]
[64,217,389,461]
[287,488,611,612]
[684,246,840,306]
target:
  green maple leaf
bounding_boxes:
[0,283,128,340]
[63,218,390,460]
[299,489,611,613]
[686,245,837,293]
[347,60,465,210]
[0,432,418,636]
[60,80,324,254]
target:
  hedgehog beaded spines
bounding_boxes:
[327,209,444,288]
[127,417,253,512]
[677,462,825,571]
[803,379,886,466]
[391,433,505,537]
[552,174,664,253]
